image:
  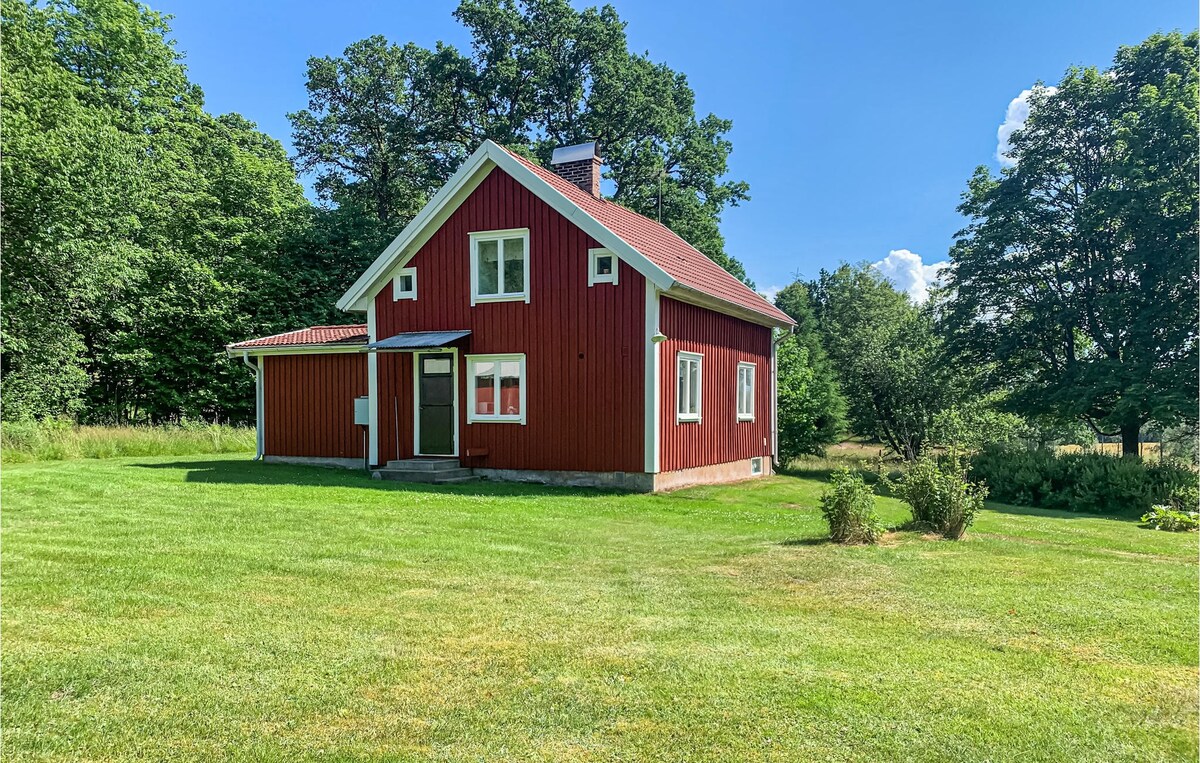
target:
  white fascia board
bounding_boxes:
[227,344,366,357]
[337,139,677,313]
[663,284,794,330]
[336,144,497,313]
[484,144,675,292]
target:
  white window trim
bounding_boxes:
[466,353,527,424]
[737,361,756,422]
[676,351,703,423]
[469,228,530,305]
[588,247,618,287]
[392,267,417,301]
[750,456,764,475]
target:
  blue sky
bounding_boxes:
[157,0,1194,299]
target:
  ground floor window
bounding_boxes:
[677,351,702,422]
[467,354,526,424]
[737,362,756,421]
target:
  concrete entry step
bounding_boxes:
[383,458,461,472]
[373,466,476,484]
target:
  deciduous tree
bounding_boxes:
[946,31,1199,455]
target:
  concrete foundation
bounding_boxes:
[264,455,367,470]
[652,457,771,491]
[472,467,656,492]
[474,457,770,492]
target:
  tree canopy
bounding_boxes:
[289,0,754,283]
[945,31,1199,455]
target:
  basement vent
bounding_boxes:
[750,457,764,476]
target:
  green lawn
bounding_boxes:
[3,455,1196,762]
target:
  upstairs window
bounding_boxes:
[677,351,702,423]
[588,247,618,286]
[467,354,526,424]
[392,267,417,301]
[736,362,756,421]
[470,229,529,305]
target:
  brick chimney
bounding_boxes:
[550,141,601,197]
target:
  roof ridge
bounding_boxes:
[495,143,793,326]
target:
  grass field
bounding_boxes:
[3,455,1197,762]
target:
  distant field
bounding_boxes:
[3,455,1196,761]
[1059,442,1164,458]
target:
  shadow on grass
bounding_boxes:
[128,458,625,499]
[981,500,1142,523]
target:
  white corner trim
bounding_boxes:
[465,353,527,424]
[392,267,417,301]
[240,351,265,459]
[644,283,661,473]
[468,228,531,306]
[676,350,703,424]
[588,247,618,287]
[367,300,379,466]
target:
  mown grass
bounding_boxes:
[0,421,255,463]
[2,455,1197,762]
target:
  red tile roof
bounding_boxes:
[502,147,795,326]
[229,324,368,350]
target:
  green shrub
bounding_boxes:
[1,420,256,463]
[1140,505,1199,532]
[886,454,986,540]
[1168,483,1199,512]
[820,468,885,544]
[969,445,1197,516]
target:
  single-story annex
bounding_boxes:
[228,140,795,491]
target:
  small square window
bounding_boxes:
[393,267,417,301]
[751,457,764,475]
[588,248,618,286]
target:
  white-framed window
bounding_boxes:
[588,247,618,286]
[470,229,529,305]
[736,362,756,421]
[467,353,526,424]
[676,351,702,423]
[750,456,764,475]
[392,267,417,301]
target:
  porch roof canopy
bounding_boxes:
[364,330,471,352]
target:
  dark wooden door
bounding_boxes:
[417,353,455,455]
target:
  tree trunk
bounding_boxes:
[1121,422,1141,457]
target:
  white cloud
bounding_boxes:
[872,249,948,304]
[996,86,1056,167]
[759,284,784,304]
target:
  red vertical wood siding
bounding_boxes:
[263,353,368,459]
[374,168,645,472]
[658,297,773,471]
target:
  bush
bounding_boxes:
[1140,506,1199,532]
[969,445,1197,516]
[886,454,986,540]
[820,468,885,544]
[1,420,256,463]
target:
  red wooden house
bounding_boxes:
[228,141,794,490]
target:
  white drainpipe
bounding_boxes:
[770,328,793,472]
[240,351,264,460]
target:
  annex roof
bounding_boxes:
[227,324,368,353]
